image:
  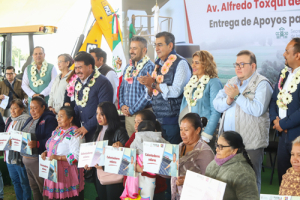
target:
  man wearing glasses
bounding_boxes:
[213,50,273,194]
[22,46,57,105]
[138,32,192,145]
[0,66,27,120]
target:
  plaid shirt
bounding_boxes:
[119,58,155,115]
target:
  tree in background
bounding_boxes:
[259,50,285,87]
[12,46,28,73]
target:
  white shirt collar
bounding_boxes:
[81,73,93,85]
[287,66,300,74]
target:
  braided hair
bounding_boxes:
[221,131,254,169]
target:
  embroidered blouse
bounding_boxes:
[46,127,83,165]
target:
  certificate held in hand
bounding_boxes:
[143,142,179,177]
[78,141,108,168]
[0,132,10,151]
[181,170,226,200]
[105,146,136,177]
[39,155,58,183]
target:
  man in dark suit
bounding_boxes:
[269,37,300,185]
[90,48,119,105]
[74,52,113,142]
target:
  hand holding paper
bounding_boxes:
[176,176,185,186]
[0,95,9,109]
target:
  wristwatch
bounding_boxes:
[234,93,240,101]
[151,82,157,89]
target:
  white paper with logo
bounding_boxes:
[143,142,179,177]
[181,170,226,200]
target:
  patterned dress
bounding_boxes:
[43,126,85,199]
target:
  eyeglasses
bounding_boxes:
[215,142,231,150]
[58,61,66,64]
[153,43,166,48]
[6,73,14,76]
[233,62,251,68]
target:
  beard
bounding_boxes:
[285,59,291,68]
[131,53,142,62]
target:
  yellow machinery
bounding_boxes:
[0,25,57,76]
[0,0,124,73]
[71,0,124,69]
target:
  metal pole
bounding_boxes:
[5,33,12,67]
[29,34,34,55]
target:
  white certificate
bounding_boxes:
[143,142,179,177]
[11,131,22,152]
[78,142,97,168]
[39,155,50,179]
[260,194,300,200]
[104,146,136,177]
[90,141,108,167]
[0,132,10,151]
[0,95,9,109]
[181,170,226,200]
[38,155,58,183]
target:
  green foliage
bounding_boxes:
[11,46,28,69]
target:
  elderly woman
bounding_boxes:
[171,113,214,200]
[205,131,259,200]
[85,101,129,200]
[4,99,31,200]
[180,50,222,144]
[48,54,74,114]
[279,135,300,196]
[41,106,84,200]
[21,96,58,200]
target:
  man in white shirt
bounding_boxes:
[90,48,119,105]
[269,37,300,185]
[21,46,57,107]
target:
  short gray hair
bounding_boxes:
[292,136,300,145]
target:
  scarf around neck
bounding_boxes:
[8,112,30,166]
[214,154,236,166]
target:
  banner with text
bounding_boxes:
[185,0,300,85]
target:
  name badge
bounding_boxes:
[54,136,60,140]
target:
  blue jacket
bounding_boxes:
[180,78,222,139]
[269,72,300,142]
[74,72,113,142]
[22,110,58,154]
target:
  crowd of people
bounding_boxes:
[0,32,299,200]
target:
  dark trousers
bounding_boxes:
[161,124,182,145]
[94,176,124,200]
[277,133,293,186]
[161,124,181,200]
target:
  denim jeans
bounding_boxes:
[6,163,31,200]
[0,170,3,199]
